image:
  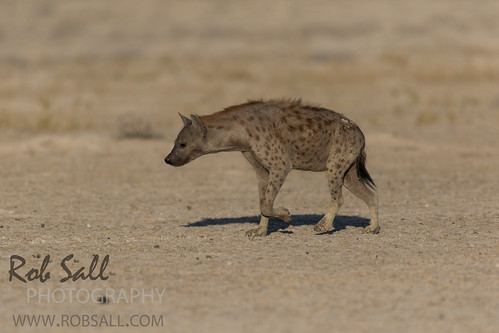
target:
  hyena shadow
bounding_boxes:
[185,214,369,235]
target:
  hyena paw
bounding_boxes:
[246,227,267,240]
[274,207,291,222]
[362,224,380,234]
[314,218,334,233]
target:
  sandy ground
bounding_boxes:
[0,1,498,332]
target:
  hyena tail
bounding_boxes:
[355,148,376,190]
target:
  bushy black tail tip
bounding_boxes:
[357,150,376,189]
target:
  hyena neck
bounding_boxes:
[202,117,250,154]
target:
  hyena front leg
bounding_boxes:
[242,152,270,239]
[242,152,291,239]
[260,166,291,222]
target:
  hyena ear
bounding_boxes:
[178,113,191,126]
[190,114,207,138]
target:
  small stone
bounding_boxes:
[97,296,109,304]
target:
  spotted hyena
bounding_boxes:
[165,99,379,239]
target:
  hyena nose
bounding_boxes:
[164,155,172,165]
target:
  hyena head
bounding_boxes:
[164,113,207,167]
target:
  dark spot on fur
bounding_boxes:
[248,116,255,121]
[255,134,260,141]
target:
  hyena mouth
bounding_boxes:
[164,155,189,167]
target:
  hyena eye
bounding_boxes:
[179,143,187,148]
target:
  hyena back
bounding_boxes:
[165,99,379,239]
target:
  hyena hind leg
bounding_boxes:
[344,167,379,234]
[314,151,355,233]
[314,178,344,233]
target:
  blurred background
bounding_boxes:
[0,0,498,144]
